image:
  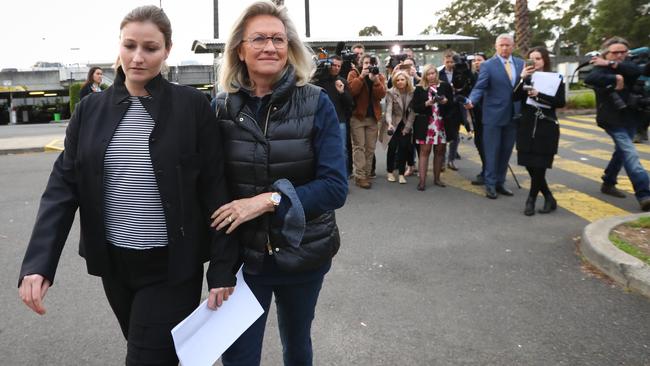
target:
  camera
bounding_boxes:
[311,48,333,83]
[450,53,473,95]
[430,91,446,103]
[368,55,380,75]
[387,128,395,136]
[386,54,408,70]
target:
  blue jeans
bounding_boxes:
[602,126,650,201]
[221,274,325,366]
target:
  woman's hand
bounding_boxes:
[207,287,235,310]
[19,274,51,315]
[425,98,434,107]
[439,97,448,105]
[211,193,274,234]
[520,65,535,79]
[527,88,539,97]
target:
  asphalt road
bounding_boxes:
[1,147,649,365]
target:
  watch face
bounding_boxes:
[271,192,282,205]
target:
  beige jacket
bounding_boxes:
[384,88,415,133]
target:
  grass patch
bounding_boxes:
[566,92,595,109]
[609,233,650,265]
[626,216,650,229]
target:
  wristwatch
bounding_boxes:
[269,192,282,207]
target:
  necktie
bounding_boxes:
[504,60,513,83]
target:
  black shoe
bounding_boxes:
[447,162,459,171]
[538,193,557,214]
[486,186,497,199]
[601,183,626,198]
[524,196,536,216]
[496,186,514,196]
[417,182,426,191]
[640,197,650,211]
[471,175,484,186]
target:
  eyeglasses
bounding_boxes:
[244,33,289,50]
[609,50,628,55]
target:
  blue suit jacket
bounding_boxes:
[469,55,524,126]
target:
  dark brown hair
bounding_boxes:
[527,46,551,72]
[83,66,102,87]
[120,5,172,50]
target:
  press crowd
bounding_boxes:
[314,35,650,214]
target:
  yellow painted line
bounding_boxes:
[549,183,630,222]
[441,161,630,222]
[560,127,650,154]
[568,115,597,122]
[553,155,634,193]
[569,148,650,171]
[560,119,604,133]
[44,139,64,152]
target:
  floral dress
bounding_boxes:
[415,85,446,145]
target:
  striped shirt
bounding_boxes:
[104,96,168,249]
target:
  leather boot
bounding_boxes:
[524,196,536,216]
[538,192,557,214]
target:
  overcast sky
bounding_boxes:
[0,0,453,69]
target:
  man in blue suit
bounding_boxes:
[467,34,524,199]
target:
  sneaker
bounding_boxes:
[640,197,650,211]
[387,172,396,182]
[471,174,484,186]
[601,183,626,198]
[398,175,407,184]
[355,178,371,189]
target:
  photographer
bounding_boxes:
[348,54,387,189]
[439,50,471,171]
[313,55,354,176]
[469,52,487,185]
[585,36,650,211]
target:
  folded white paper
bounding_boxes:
[172,268,264,366]
[526,72,562,109]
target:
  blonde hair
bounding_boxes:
[218,0,314,92]
[391,70,414,93]
[419,64,439,88]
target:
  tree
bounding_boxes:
[515,0,531,54]
[587,0,650,49]
[434,0,514,53]
[358,26,383,37]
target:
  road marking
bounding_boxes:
[45,139,64,152]
[560,127,650,154]
[454,142,631,222]
[568,148,650,171]
[560,118,604,133]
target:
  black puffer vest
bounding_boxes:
[215,68,340,273]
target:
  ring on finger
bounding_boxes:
[227,215,233,223]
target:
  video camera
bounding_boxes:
[449,52,474,96]
[312,48,333,83]
[386,54,408,70]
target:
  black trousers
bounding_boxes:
[386,122,412,174]
[102,245,203,366]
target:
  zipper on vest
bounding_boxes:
[264,105,273,136]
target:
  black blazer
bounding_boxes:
[19,68,238,289]
[411,83,456,140]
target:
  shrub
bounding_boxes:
[69,82,82,114]
[565,92,595,109]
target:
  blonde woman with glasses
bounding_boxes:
[211,1,348,364]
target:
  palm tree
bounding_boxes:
[515,0,530,55]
